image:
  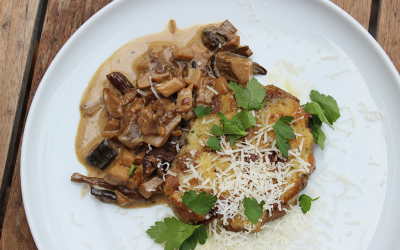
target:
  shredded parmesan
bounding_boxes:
[70,213,85,227]
[325,69,350,79]
[84,242,93,250]
[345,221,361,225]
[358,102,383,121]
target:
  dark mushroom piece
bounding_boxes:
[85,139,117,170]
[201,26,227,51]
[71,173,116,190]
[106,72,134,94]
[211,52,267,83]
[201,20,238,51]
[91,186,117,202]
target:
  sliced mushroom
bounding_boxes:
[71,173,116,190]
[103,88,123,118]
[142,114,181,147]
[211,52,267,83]
[121,146,135,167]
[138,175,164,199]
[253,62,267,75]
[106,72,133,94]
[220,36,240,51]
[85,139,117,170]
[219,20,238,40]
[173,47,194,61]
[121,88,138,106]
[104,159,130,186]
[183,68,203,88]
[116,185,148,203]
[137,72,152,89]
[81,99,103,115]
[158,45,177,63]
[156,77,186,97]
[176,84,193,113]
[101,118,120,139]
[231,46,253,57]
[213,77,230,95]
[118,110,143,148]
[201,26,227,50]
[91,186,117,202]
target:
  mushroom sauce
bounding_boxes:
[73,20,267,208]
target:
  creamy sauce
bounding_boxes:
[75,21,212,207]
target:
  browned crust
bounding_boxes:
[164,85,315,232]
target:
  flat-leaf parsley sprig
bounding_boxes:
[146,217,207,250]
[303,90,340,149]
[273,116,295,158]
[182,190,218,215]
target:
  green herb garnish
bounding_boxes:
[182,190,218,215]
[228,78,268,110]
[128,164,136,176]
[146,217,207,250]
[207,136,221,151]
[273,116,295,158]
[298,194,319,214]
[303,90,340,149]
[243,197,266,224]
[194,105,212,118]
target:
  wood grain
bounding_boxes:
[331,0,373,30]
[1,1,112,249]
[1,0,381,248]
[0,0,43,215]
[376,0,400,72]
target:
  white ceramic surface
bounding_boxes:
[21,0,400,249]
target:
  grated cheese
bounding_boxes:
[249,1,254,10]
[70,213,85,227]
[80,185,89,200]
[206,86,219,95]
[325,69,350,79]
[131,216,143,220]
[249,13,260,21]
[345,221,361,225]
[358,102,383,121]
[84,242,93,250]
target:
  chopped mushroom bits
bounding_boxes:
[73,20,266,209]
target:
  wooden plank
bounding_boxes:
[331,0,373,30]
[376,0,400,72]
[1,1,112,249]
[0,0,43,214]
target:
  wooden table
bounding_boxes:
[0,0,398,248]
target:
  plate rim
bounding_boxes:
[20,0,400,249]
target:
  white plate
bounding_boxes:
[21,0,400,249]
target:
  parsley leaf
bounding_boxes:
[303,102,332,128]
[309,90,340,124]
[219,112,246,136]
[194,105,212,118]
[207,136,221,151]
[211,111,257,146]
[230,110,257,130]
[182,190,218,215]
[243,197,266,224]
[303,90,340,149]
[146,217,200,250]
[180,224,207,250]
[128,164,136,176]
[228,78,268,110]
[273,116,295,158]
[298,194,319,214]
